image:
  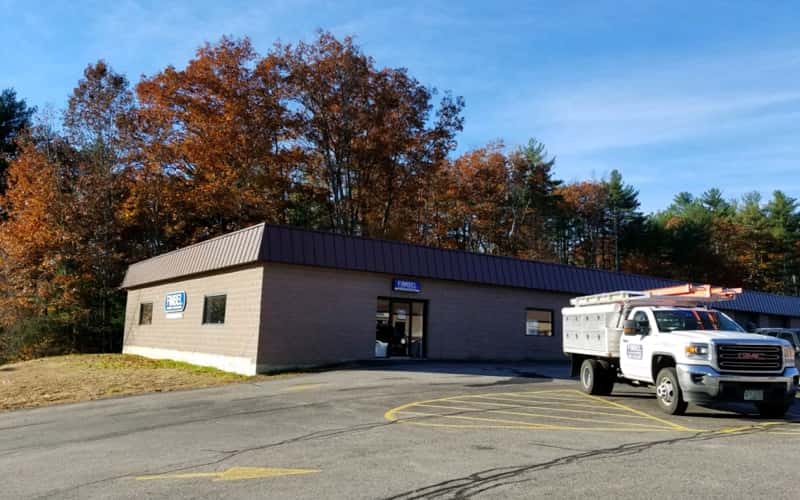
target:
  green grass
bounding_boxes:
[74,354,249,380]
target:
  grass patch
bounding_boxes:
[0,354,266,412]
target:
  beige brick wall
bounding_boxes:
[123,265,264,370]
[124,260,799,373]
[258,262,571,368]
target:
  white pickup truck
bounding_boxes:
[563,285,798,417]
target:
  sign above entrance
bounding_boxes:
[392,279,421,293]
[165,291,187,313]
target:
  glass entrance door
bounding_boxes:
[390,301,410,356]
[376,298,425,358]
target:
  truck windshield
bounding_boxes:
[653,309,745,333]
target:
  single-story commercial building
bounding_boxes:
[121,223,800,375]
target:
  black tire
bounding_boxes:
[654,367,688,415]
[595,360,615,395]
[580,359,611,395]
[756,401,792,419]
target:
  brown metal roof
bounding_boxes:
[122,223,800,318]
[120,223,265,289]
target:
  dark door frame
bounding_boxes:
[378,296,428,358]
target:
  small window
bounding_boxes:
[203,295,227,324]
[526,309,553,336]
[139,303,153,325]
[633,311,651,335]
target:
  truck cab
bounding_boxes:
[563,285,799,417]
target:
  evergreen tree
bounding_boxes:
[605,169,641,271]
[765,191,800,294]
[0,88,35,197]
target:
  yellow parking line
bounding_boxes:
[396,410,559,429]
[459,395,638,413]
[136,467,320,482]
[576,390,697,432]
[449,399,659,419]
[385,396,467,422]
[459,394,615,410]
[283,383,324,392]
[503,393,600,402]
[420,399,666,422]
[386,389,699,433]
[393,410,675,432]
[488,409,670,429]
[416,402,500,412]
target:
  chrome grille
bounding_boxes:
[716,344,782,372]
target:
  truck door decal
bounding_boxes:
[626,343,643,360]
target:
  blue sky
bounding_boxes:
[2,0,799,213]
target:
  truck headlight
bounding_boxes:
[685,343,710,360]
[783,345,796,367]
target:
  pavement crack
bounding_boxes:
[382,426,774,500]
[194,419,397,466]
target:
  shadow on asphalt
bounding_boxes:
[352,359,571,380]
[610,390,800,422]
[463,378,553,388]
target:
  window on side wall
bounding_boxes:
[526,309,553,336]
[139,303,153,325]
[203,295,227,325]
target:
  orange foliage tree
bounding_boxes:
[2,31,800,360]
[277,32,463,240]
[134,37,297,246]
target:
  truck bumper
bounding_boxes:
[676,364,799,405]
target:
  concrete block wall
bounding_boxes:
[123,265,264,374]
[257,262,571,369]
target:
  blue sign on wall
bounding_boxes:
[392,279,421,293]
[164,291,187,313]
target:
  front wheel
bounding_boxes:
[655,367,688,415]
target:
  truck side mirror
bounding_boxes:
[623,319,638,335]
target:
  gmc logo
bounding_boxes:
[737,352,762,360]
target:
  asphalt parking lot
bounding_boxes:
[1,361,798,499]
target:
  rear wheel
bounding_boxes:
[595,360,615,395]
[756,401,792,419]
[655,367,687,415]
[580,359,613,395]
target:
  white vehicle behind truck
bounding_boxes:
[562,284,799,417]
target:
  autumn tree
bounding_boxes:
[440,144,509,252]
[0,132,81,358]
[0,61,136,357]
[135,37,297,247]
[64,61,136,351]
[555,180,609,267]
[277,31,464,239]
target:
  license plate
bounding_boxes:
[744,389,764,401]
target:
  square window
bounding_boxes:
[203,295,227,324]
[139,303,153,325]
[526,309,553,336]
